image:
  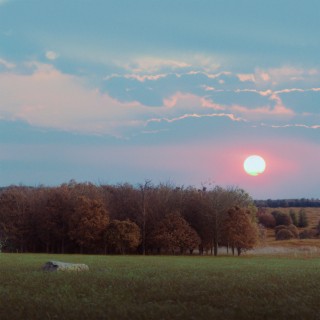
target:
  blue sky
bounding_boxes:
[0,0,319,199]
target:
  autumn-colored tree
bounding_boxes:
[180,187,212,254]
[104,219,141,254]
[0,182,262,255]
[0,187,32,252]
[205,186,253,256]
[223,206,258,256]
[150,212,201,254]
[68,196,109,252]
[46,186,73,253]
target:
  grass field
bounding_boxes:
[1,254,319,320]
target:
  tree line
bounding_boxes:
[254,198,320,208]
[0,181,259,256]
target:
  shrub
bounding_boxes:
[276,229,295,241]
[258,213,276,228]
[287,224,299,238]
[274,225,288,233]
[299,229,318,239]
[289,209,298,226]
[271,210,292,226]
[298,209,309,228]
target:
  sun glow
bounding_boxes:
[244,155,266,176]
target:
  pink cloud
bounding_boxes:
[121,56,190,73]
[0,62,149,136]
[230,104,294,119]
[254,66,320,86]
[237,73,255,82]
[200,98,225,110]
[145,113,246,127]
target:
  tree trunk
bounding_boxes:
[237,247,241,256]
[213,235,218,256]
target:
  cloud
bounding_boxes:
[275,88,320,94]
[105,73,168,82]
[0,62,149,136]
[145,112,246,126]
[237,73,255,82]
[230,104,295,119]
[45,51,59,60]
[261,123,320,130]
[120,56,191,73]
[0,58,15,69]
[254,66,320,86]
[0,60,317,140]
[116,54,220,75]
[230,93,294,119]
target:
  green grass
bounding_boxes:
[0,254,319,320]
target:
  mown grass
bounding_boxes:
[0,254,319,320]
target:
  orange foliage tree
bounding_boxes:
[68,196,109,252]
[150,212,201,254]
[104,219,141,254]
[223,206,258,256]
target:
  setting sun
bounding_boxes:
[244,155,266,176]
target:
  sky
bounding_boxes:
[0,0,320,199]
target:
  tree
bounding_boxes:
[139,180,153,255]
[223,206,258,256]
[150,212,201,254]
[181,187,212,254]
[205,186,253,256]
[298,209,308,228]
[289,209,298,226]
[43,186,74,253]
[68,196,109,252]
[0,186,33,252]
[271,210,292,226]
[258,213,276,228]
[104,219,141,254]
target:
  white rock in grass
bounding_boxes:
[42,261,89,272]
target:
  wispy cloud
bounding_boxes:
[275,88,320,94]
[261,123,320,130]
[231,104,295,119]
[115,54,220,75]
[254,66,319,86]
[120,56,191,73]
[145,113,246,125]
[0,57,16,69]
